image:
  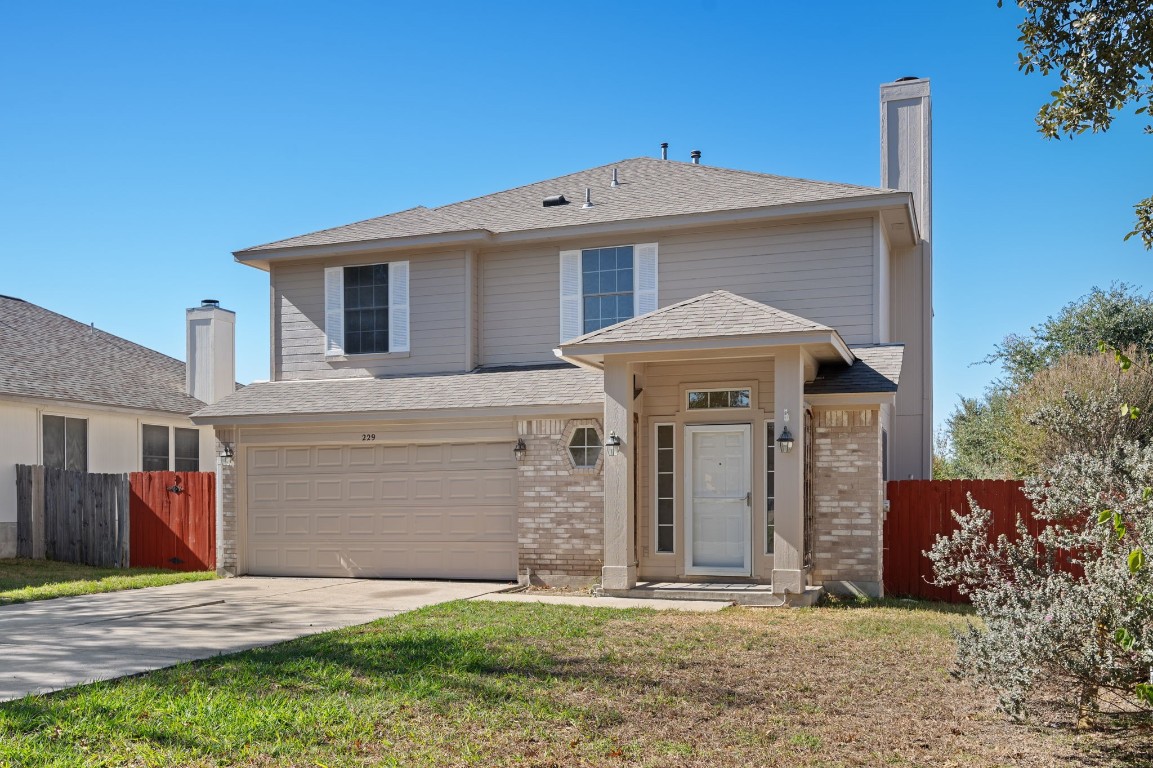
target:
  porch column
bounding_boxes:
[772,347,805,594]
[601,358,636,590]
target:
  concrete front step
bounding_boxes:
[600,582,824,608]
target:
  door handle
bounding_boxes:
[745,491,752,507]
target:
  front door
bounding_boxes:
[685,424,751,576]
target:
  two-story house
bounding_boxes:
[193,78,932,600]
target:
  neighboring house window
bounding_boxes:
[323,262,410,357]
[558,243,658,342]
[686,388,751,410]
[175,428,200,472]
[142,424,170,471]
[655,423,675,553]
[42,415,87,471]
[765,420,775,554]
[567,426,602,468]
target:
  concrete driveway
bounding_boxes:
[0,577,507,702]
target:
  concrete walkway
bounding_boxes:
[473,591,728,612]
[0,577,506,702]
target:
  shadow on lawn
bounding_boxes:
[818,594,976,615]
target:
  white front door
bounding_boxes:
[685,424,751,576]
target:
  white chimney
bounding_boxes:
[186,299,236,405]
[880,77,932,241]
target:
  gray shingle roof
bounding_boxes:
[806,344,904,395]
[561,290,832,347]
[0,295,207,414]
[240,157,898,253]
[192,364,604,421]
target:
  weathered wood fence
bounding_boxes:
[16,465,130,567]
[15,466,215,571]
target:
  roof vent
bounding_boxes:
[611,168,620,188]
[582,187,593,209]
[201,299,220,308]
[660,142,668,160]
[690,150,701,164]
[542,194,569,207]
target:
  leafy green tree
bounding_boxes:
[1004,0,1153,247]
[942,284,1153,477]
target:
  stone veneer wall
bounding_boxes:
[516,418,605,588]
[810,408,884,596]
[216,428,238,576]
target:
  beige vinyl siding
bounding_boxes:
[479,216,878,367]
[635,358,775,581]
[274,251,468,380]
[658,217,876,344]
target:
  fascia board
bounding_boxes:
[807,392,896,407]
[189,401,603,427]
[557,331,844,362]
[0,393,202,420]
[233,230,494,270]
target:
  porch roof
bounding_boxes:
[555,290,853,367]
[807,344,904,396]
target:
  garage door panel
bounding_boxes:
[245,443,518,580]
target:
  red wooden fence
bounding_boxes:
[129,471,215,571]
[884,479,1039,602]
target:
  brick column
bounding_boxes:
[810,407,884,597]
[215,427,238,576]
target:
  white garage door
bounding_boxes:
[245,441,517,579]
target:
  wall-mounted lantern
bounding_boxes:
[513,438,527,461]
[219,442,235,465]
[777,408,795,453]
[605,431,622,457]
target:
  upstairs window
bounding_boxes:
[324,262,410,357]
[42,415,87,471]
[581,246,634,333]
[559,243,658,341]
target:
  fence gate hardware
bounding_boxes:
[167,482,184,495]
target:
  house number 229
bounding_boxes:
[362,434,376,441]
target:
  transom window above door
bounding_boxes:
[558,243,658,341]
[686,388,752,410]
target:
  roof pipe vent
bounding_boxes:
[690,150,701,164]
[660,142,668,160]
[582,187,593,209]
[611,168,620,188]
[201,299,220,308]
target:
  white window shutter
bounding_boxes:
[324,266,344,357]
[634,242,658,316]
[389,261,410,353]
[559,249,582,342]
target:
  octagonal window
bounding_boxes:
[568,426,602,468]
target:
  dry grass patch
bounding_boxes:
[0,600,1147,766]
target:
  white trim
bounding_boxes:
[388,260,411,353]
[684,423,752,576]
[559,250,582,342]
[323,266,344,357]
[652,421,676,555]
[764,419,776,555]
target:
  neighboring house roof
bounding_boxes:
[0,295,206,415]
[239,157,900,253]
[561,290,833,346]
[192,364,604,422]
[806,344,905,395]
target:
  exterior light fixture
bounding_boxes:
[219,442,235,464]
[777,408,795,453]
[513,438,527,461]
[605,431,622,457]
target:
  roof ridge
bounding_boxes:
[720,291,832,330]
[434,158,638,213]
[567,290,724,344]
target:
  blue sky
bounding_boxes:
[2,1,1149,433]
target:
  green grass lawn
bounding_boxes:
[0,558,216,605]
[1,599,1145,767]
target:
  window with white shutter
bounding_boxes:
[558,243,658,341]
[324,261,410,356]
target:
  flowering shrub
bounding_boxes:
[927,432,1153,725]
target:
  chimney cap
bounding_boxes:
[690,150,702,164]
[895,75,920,82]
[201,299,220,308]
